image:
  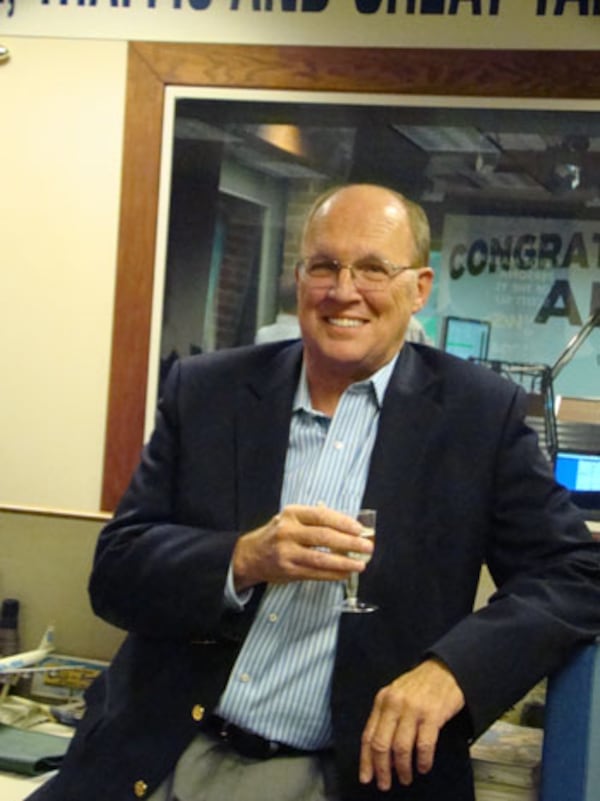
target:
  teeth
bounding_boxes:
[328,318,364,328]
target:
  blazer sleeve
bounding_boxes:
[89,359,244,641]
[430,383,600,738]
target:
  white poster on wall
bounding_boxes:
[439,214,600,397]
[1,0,599,48]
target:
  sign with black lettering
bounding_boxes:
[1,0,599,47]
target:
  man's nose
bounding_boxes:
[328,264,361,298]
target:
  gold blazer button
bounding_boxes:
[134,779,148,798]
[191,704,205,722]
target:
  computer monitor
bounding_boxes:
[440,316,491,360]
[555,450,600,521]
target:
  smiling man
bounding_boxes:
[27,184,600,801]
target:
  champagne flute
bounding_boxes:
[338,508,377,613]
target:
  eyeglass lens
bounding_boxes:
[302,259,395,288]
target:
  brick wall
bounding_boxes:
[215,179,332,346]
[216,194,263,349]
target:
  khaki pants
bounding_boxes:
[148,731,340,801]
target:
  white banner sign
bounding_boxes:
[439,214,600,396]
[1,0,599,48]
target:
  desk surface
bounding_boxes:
[0,770,52,801]
[587,519,600,537]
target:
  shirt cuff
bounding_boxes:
[224,562,253,611]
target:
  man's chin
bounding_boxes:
[315,346,384,380]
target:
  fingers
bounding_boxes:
[414,722,439,776]
[286,504,364,546]
[359,660,465,791]
[288,507,371,559]
[232,503,371,589]
[360,689,423,790]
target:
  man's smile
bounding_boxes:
[326,317,367,328]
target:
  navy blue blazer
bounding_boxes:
[27,341,600,801]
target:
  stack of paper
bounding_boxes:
[471,719,543,801]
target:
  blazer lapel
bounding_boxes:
[362,346,444,532]
[235,343,303,531]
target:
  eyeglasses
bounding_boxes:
[296,257,420,290]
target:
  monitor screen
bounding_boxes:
[555,451,600,492]
[440,316,491,360]
[555,451,600,520]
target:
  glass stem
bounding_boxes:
[346,572,359,604]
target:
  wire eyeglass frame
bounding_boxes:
[296,257,422,290]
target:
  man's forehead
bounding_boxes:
[304,189,413,254]
[315,186,405,221]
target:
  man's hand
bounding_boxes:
[232,504,372,591]
[359,659,465,791]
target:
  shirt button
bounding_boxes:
[239,672,251,683]
[134,780,148,798]
[191,704,205,722]
[333,440,344,450]
[268,613,278,623]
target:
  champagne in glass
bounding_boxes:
[339,508,377,613]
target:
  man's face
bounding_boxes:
[296,185,433,384]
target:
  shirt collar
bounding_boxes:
[293,351,400,414]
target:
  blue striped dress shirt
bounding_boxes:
[216,355,398,749]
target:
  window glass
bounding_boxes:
[158,96,600,406]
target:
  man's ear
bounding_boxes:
[412,267,434,312]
